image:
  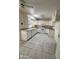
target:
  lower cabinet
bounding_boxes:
[20,29,37,41]
[21,30,28,41]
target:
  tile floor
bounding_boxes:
[20,32,57,59]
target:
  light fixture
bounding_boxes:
[33,15,39,18]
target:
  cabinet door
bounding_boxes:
[21,30,27,41]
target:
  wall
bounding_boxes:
[54,9,60,59]
[51,10,57,25]
[28,15,36,28]
[38,20,50,25]
[19,6,28,41]
[54,21,60,59]
[19,7,28,29]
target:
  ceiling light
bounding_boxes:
[33,15,39,18]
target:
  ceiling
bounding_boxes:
[20,0,60,20]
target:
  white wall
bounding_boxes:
[54,21,60,42]
[50,9,60,59]
[19,7,28,41]
[19,7,28,29]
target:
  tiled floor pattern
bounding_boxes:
[20,33,57,59]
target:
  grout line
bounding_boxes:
[27,32,39,41]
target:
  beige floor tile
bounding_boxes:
[20,33,57,59]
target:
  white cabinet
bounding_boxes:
[21,30,28,41]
